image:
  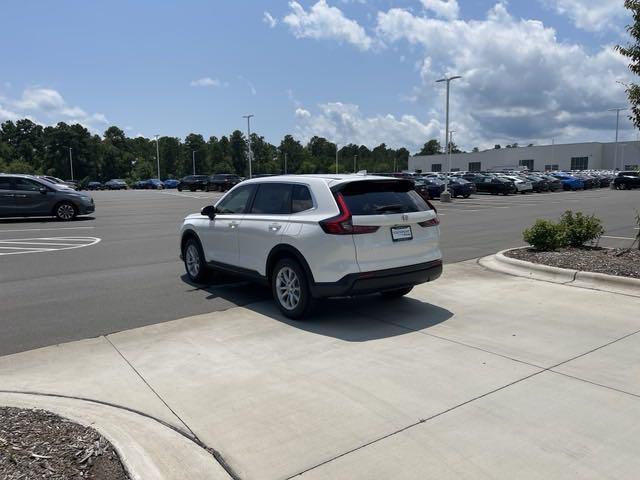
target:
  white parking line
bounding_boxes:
[601,235,636,240]
[0,226,95,233]
[0,236,101,256]
[160,191,211,199]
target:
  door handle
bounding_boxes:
[229,221,239,229]
[14,194,27,198]
[1,194,15,198]
[269,223,282,232]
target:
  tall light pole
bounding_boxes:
[192,150,196,175]
[353,154,357,173]
[448,130,456,174]
[436,75,461,202]
[609,107,627,171]
[67,147,74,181]
[335,142,339,174]
[284,152,288,174]
[154,135,161,180]
[242,114,254,179]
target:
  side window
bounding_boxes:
[250,183,292,215]
[291,185,313,213]
[13,178,43,191]
[216,185,256,214]
[0,177,12,190]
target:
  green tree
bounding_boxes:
[616,1,640,128]
[229,130,247,175]
[418,139,442,156]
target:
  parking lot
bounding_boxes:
[0,187,638,356]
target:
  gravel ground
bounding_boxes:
[505,247,640,279]
[0,407,129,480]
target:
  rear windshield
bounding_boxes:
[337,180,429,215]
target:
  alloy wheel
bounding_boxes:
[185,244,201,278]
[57,203,75,220]
[275,266,301,311]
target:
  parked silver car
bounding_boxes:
[0,174,95,220]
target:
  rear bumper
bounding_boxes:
[311,260,443,298]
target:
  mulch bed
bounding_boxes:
[0,407,129,480]
[505,246,640,279]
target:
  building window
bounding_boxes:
[624,164,639,170]
[570,157,588,170]
[451,167,460,172]
[544,164,559,171]
[468,162,481,172]
[519,159,534,170]
[431,163,442,172]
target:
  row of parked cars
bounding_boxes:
[82,174,244,192]
[385,169,638,199]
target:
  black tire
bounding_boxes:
[182,237,210,284]
[54,202,77,221]
[381,286,414,299]
[178,186,182,192]
[271,258,313,320]
[463,193,471,198]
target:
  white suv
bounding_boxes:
[179,174,442,319]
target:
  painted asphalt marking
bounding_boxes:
[0,237,101,256]
[601,235,636,241]
[0,226,95,233]
[160,191,213,199]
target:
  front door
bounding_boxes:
[200,184,257,266]
[0,176,16,216]
[11,178,53,216]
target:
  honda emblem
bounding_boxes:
[402,214,409,221]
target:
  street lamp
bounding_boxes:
[335,142,339,174]
[154,135,161,180]
[66,146,74,181]
[448,130,456,174]
[436,75,462,202]
[608,107,627,171]
[353,154,357,173]
[242,114,254,179]
[192,150,196,175]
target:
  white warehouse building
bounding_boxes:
[409,141,640,173]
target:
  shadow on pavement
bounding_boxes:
[182,271,453,342]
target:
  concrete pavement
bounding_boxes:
[1,260,639,479]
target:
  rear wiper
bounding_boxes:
[375,204,405,213]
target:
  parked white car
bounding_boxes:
[179,174,442,318]
[502,175,533,193]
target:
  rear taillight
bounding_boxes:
[320,193,379,235]
[418,217,440,227]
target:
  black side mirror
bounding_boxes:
[39,187,48,195]
[201,205,217,219]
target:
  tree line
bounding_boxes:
[0,119,415,183]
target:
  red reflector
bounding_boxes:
[418,217,440,227]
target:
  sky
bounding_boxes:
[0,0,636,152]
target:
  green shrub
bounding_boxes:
[558,211,604,247]
[523,219,566,251]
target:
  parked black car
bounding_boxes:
[614,171,640,190]
[207,174,242,191]
[104,179,128,190]
[178,175,209,192]
[522,174,549,192]
[87,181,103,190]
[539,174,564,191]
[447,177,476,198]
[463,174,515,195]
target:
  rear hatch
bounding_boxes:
[331,179,441,272]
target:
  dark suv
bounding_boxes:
[178,175,209,192]
[0,174,95,220]
[614,171,640,190]
[207,174,242,192]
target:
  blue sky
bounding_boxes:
[0,0,635,152]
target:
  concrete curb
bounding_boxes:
[0,392,232,480]
[479,248,640,296]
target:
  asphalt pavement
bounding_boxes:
[0,187,638,356]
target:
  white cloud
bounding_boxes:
[190,77,224,88]
[283,0,373,51]
[294,102,441,150]
[0,87,109,132]
[420,0,459,20]
[542,0,628,32]
[375,3,634,149]
[263,11,278,28]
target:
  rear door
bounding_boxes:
[339,180,441,272]
[236,182,292,275]
[12,177,53,215]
